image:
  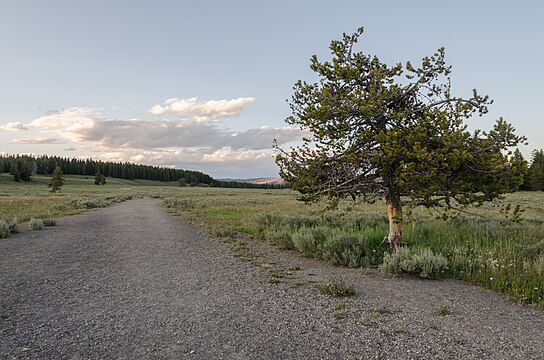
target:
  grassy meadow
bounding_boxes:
[1,173,543,307]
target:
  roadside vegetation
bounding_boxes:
[161,188,544,308]
[1,173,543,307]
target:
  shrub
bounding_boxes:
[264,229,295,249]
[320,233,368,268]
[0,220,10,238]
[380,247,448,279]
[254,211,319,230]
[70,199,109,209]
[8,217,19,234]
[43,219,56,227]
[29,218,44,231]
[292,226,331,257]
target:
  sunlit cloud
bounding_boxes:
[13,99,305,177]
[148,97,256,122]
[0,122,28,131]
[28,107,303,151]
[29,107,96,142]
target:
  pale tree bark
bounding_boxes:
[385,191,404,250]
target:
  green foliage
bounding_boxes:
[528,149,544,191]
[511,149,529,190]
[317,279,356,297]
[291,226,330,257]
[380,247,448,279]
[94,171,106,185]
[29,218,44,231]
[48,166,65,192]
[7,217,19,233]
[434,303,451,316]
[256,211,386,267]
[9,161,20,182]
[263,229,295,250]
[8,156,36,182]
[276,26,526,248]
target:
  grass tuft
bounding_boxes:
[434,303,451,316]
[317,279,356,297]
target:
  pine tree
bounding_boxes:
[48,166,65,192]
[528,149,544,191]
[276,27,526,249]
[94,171,106,185]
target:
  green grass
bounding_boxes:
[317,279,356,297]
[434,303,451,316]
[159,187,544,307]
[1,173,543,307]
[0,173,177,221]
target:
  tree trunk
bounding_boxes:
[386,191,403,251]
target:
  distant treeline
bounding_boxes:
[0,154,284,189]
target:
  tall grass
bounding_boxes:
[404,216,544,305]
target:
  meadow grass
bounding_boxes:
[161,187,544,307]
[0,173,175,221]
[1,173,543,307]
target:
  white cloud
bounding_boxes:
[28,107,303,151]
[17,100,304,177]
[148,97,256,122]
[0,122,28,131]
[11,137,64,144]
[29,107,96,142]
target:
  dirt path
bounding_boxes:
[1,198,542,359]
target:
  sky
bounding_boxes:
[1,1,542,179]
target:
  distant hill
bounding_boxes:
[219,177,284,185]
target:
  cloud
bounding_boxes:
[0,122,28,131]
[28,107,303,151]
[226,126,307,150]
[20,100,305,177]
[203,148,271,162]
[29,107,95,141]
[11,137,65,144]
[148,97,256,122]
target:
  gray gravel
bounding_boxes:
[1,198,543,359]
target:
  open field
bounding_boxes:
[1,173,543,307]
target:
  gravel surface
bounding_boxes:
[1,198,543,359]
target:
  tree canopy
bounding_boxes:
[276,27,526,249]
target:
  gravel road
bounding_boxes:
[1,198,543,359]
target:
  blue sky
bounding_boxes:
[1,1,542,178]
